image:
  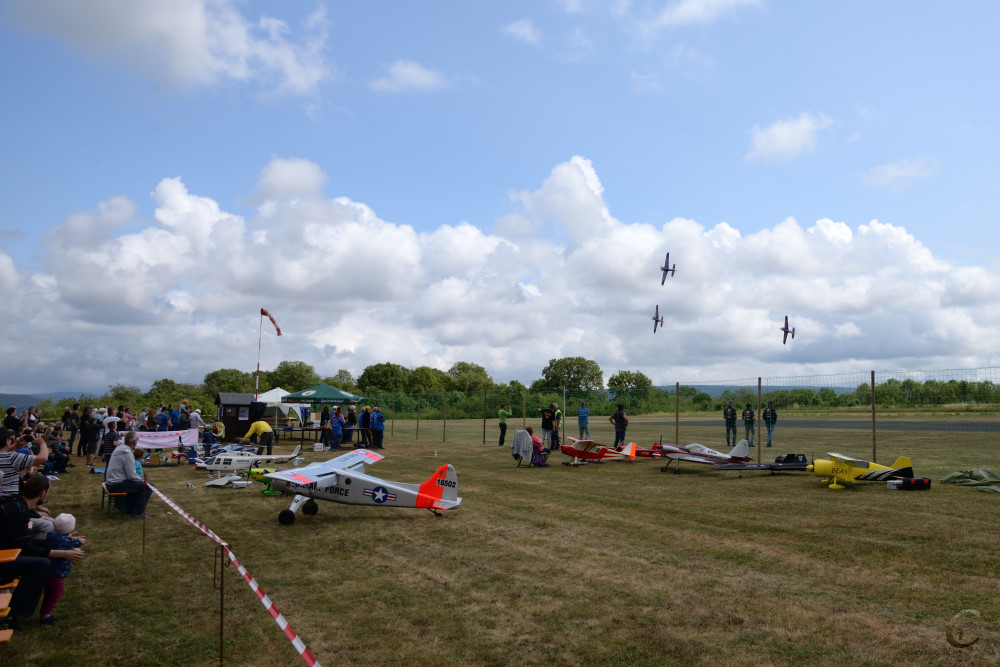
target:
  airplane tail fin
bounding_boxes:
[290,444,302,458]
[729,440,750,459]
[623,442,637,461]
[889,456,914,478]
[417,464,461,510]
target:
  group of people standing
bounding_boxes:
[724,400,778,447]
[499,398,780,450]
[317,405,385,451]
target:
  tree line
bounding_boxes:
[30,357,999,420]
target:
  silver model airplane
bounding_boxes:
[265,449,462,524]
[195,444,301,474]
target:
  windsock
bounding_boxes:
[261,308,282,336]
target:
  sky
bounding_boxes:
[1,0,999,394]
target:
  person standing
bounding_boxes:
[742,403,755,446]
[723,400,738,446]
[329,409,345,451]
[345,407,357,446]
[359,406,372,447]
[497,404,512,447]
[537,404,556,450]
[67,404,80,454]
[762,401,777,447]
[609,404,628,449]
[576,402,591,440]
[552,406,562,451]
[371,407,385,449]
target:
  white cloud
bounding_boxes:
[502,19,543,45]
[746,112,834,162]
[862,155,939,190]
[8,0,331,95]
[650,0,762,29]
[370,60,448,92]
[3,156,1000,393]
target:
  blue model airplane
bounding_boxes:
[781,315,795,344]
[652,305,664,333]
[660,252,676,284]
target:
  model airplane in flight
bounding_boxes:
[195,444,302,474]
[807,452,914,490]
[265,449,461,524]
[561,438,637,465]
[660,252,676,284]
[658,440,751,473]
[781,315,795,344]
[652,305,664,333]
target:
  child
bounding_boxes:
[40,513,85,625]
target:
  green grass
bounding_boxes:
[5,416,1000,665]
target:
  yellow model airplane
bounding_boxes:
[807,452,914,490]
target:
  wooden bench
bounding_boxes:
[101,482,128,516]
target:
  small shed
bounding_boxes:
[214,392,264,441]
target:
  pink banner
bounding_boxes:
[135,429,200,449]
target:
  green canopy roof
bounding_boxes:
[281,384,363,405]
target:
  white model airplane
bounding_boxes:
[195,444,302,474]
[265,449,462,524]
[658,439,751,474]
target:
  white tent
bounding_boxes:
[256,387,305,426]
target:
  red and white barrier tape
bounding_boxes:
[149,486,320,667]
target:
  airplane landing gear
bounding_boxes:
[278,509,296,525]
[302,499,319,516]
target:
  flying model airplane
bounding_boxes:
[660,252,676,284]
[807,452,914,490]
[264,449,461,524]
[652,305,664,333]
[195,444,302,474]
[781,315,795,344]
[561,438,637,465]
[658,440,751,473]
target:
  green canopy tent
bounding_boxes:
[281,383,364,406]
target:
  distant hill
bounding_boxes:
[0,391,85,413]
[666,384,857,397]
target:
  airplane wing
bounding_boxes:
[265,448,384,486]
[203,474,243,487]
[828,452,870,467]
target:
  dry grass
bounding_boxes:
[5,415,1000,665]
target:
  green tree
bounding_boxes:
[264,361,320,392]
[202,369,254,396]
[108,383,143,409]
[607,370,653,402]
[407,366,450,393]
[357,363,411,394]
[532,357,603,390]
[323,369,358,393]
[446,361,494,392]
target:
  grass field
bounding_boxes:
[4,416,1000,665]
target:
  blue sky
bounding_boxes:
[1,0,999,394]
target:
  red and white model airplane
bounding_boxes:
[561,438,637,465]
[660,252,676,285]
[652,305,664,333]
[781,315,795,344]
[657,440,751,473]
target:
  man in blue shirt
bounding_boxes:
[576,402,590,440]
[370,407,385,449]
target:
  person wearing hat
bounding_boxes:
[723,400,738,446]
